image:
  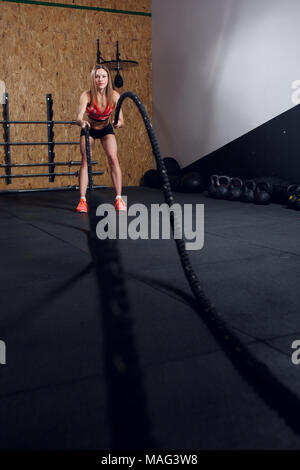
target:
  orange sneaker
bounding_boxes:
[76,198,88,213]
[115,197,127,211]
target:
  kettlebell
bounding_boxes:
[228,177,243,201]
[241,180,256,203]
[287,184,300,209]
[295,197,300,210]
[293,186,300,211]
[208,174,219,198]
[215,175,230,199]
[254,182,272,205]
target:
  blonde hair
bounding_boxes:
[90,64,114,107]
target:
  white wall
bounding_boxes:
[152,0,300,167]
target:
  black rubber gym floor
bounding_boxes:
[0,186,299,450]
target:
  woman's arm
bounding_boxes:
[113,91,124,128]
[76,91,90,128]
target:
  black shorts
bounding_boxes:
[80,123,115,140]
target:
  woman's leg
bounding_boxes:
[79,133,95,198]
[101,134,122,196]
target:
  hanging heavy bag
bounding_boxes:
[241,180,256,203]
[228,177,243,201]
[215,175,230,199]
[254,181,272,205]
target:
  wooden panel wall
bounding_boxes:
[0,0,152,190]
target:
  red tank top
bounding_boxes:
[86,99,114,121]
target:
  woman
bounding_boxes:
[75,64,126,212]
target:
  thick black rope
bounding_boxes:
[85,126,155,449]
[114,91,300,436]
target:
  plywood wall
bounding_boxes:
[0,0,152,190]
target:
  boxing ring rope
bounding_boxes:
[85,91,300,447]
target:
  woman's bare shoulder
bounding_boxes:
[112,90,120,101]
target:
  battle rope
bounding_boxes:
[85,126,155,449]
[112,91,300,435]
